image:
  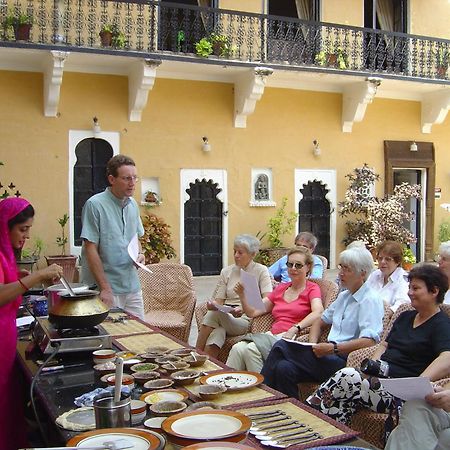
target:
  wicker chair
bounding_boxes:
[138,263,196,343]
[194,278,339,363]
[346,303,450,449]
[316,254,328,272]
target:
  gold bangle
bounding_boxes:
[18,278,29,292]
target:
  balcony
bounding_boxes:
[2,1,450,130]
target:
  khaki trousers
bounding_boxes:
[202,310,249,348]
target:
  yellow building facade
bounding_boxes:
[0,0,449,274]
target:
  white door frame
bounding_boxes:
[68,130,120,256]
[180,169,228,268]
[294,169,337,268]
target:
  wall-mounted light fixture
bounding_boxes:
[202,136,211,152]
[93,117,101,137]
[312,139,321,157]
[410,141,418,152]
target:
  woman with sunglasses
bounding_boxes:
[365,241,410,313]
[226,247,323,372]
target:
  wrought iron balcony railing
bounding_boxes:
[1,0,450,82]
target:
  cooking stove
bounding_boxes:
[33,317,112,354]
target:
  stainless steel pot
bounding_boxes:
[45,283,89,310]
[48,290,109,329]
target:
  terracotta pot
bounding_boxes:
[45,255,78,282]
[328,53,338,67]
[437,65,447,78]
[99,30,112,47]
[14,23,31,41]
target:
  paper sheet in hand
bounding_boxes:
[380,376,433,401]
[17,316,35,327]
[216,304,234,314]
[282,338,315,346]
[240,269,265,310]
[127,234,152,273]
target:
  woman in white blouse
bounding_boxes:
[438,241,450,304]
[366,241,410,313]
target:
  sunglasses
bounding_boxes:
[286,261,305,270]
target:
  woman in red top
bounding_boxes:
[0,197,63,450]
[226,247,323,372]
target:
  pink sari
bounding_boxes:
[0,197,30,450]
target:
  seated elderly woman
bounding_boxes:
[307,264,450,425]
[195,234,272,358]
[366,240,410,312]
[438,240,450,304]
[261,247,384,398]
[226,247,323,372]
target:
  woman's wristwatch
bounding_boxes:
[295,324,302,333]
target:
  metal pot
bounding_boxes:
[45,283,89,311]
[48,290,109,329]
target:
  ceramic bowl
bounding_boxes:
[145,346,170,355]
[170,348,194,358]
[155,355,182,365]
[130,399,147,425]
[185,401,222,412]
[132,370,160,384]
[92,349,116,365]
[141,389,190,405]
[93,361,116,375]
[161,361,190,374]
[171,370,201,386]
[130,362,159,372]
[150,400,187,416]
[106,373,135,389]
[143,378,175,390]
[182,353,209,367]
[144,416,166,430]
[197,384,227,400]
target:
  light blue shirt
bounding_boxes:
[80,188,144,294]
[269,254,323,281]
[322,281,384,344]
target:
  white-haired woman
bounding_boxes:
[261,247,384,398]
[196,234,272,358]
[438,241,450,304]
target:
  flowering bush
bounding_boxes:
[140,213,176,264]
[339,164,422,250]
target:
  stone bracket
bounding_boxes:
[234,67,273,128]
[421,89,450,133]
[43,50,70,117]
[342,80,379,133]
[128,59,161,122]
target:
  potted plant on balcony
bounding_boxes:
[45,214,78,282]
[315,46,348,69]
[434,48,450,78]
[3,10,33,41]
[99,24,126,49]
[195,33,236,58]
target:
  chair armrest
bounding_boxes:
[346,344,380,369]
[250,313,274,333]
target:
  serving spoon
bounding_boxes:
[261,432,322,448]
[256,427,314,441]
[250,419,304,434]
[59,275,76,297]
[253,424,311,438]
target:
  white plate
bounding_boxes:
[202,371,263,390]
[75,433,150,450]
[144,417,166,429]
[170,414,244,439]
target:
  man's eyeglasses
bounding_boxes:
[337,264,352,273]
[118,175,139,183]
[286,261,305,270]
[377,256,394,263]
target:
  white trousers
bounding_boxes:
[386,399,450,450]
[202,310,249,348]
[113,290,144,320]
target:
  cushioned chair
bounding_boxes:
[138,263,196,343]
[194,278,339,363]
[345,303,450,449]
[316,254,328,272]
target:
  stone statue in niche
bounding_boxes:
[254,174,269,200]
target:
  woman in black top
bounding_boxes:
[307,264,450,424]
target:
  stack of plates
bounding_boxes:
[162,410,252,447]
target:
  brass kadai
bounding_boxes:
[48,290,109,329]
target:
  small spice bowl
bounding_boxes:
[155,355,181,365]
[92,349,116,365]
[149,400,187,416]
[132,370,160,385]
[93,361,116,375]
[186,401,222,412]
[144,416,165,430]
[106,373,135,389]
[161,361,190,374]
[170,348,193,358]
[197,384,227,400]
[182,353,209,367]
[145,346,170,356]
[130,362,159,372]
[170,370,201,386]
[143,378,174,391]
[130,399,147,425]
[141,389,189,406]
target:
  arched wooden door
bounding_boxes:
[298,180,331,261]
[184,178,223,275]
[73,138,113,246]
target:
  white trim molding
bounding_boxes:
[421,89,450,133]
[44,50,70,117]
[294,169,337,268]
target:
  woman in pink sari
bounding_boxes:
[0,197,63,450]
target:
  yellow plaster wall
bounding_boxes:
[220,0,262,14]
[1,70,450,265]
[410,0,450,39]
[322,0,363,26]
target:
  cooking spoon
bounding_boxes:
[261,432,322,448]
[59,275,76,297]
[114,357,124,404]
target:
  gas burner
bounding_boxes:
[58,327,100,338]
